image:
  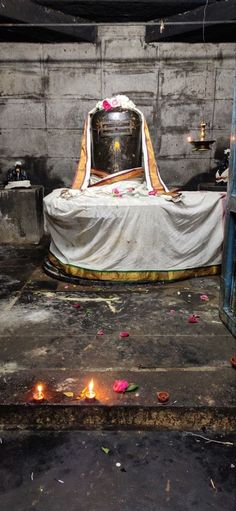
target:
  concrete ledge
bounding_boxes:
[1,403,235,432]
[0,369,235,432]
[0,185,44,244]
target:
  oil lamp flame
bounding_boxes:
[85,379,96,401]
[33,383,44,401]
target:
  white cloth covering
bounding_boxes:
[44,180,226,275]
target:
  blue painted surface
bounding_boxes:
[220,69,236,336]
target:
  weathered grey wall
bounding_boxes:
[0,26,235,192]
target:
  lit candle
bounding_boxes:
[85,379,96,402]
[187,136,192,143]
[33,383,45,402]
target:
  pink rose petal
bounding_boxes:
[119,331,129,338]
[113,380,129,393]
[72,303,81,309]
[112,187,121,195]
[102,100,112,111]
[200,294,209,301]
[111,98,119,108]
[148,190,157,196]
[97,328,104,336]
[188,314,199,323]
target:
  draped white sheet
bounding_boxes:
[44,180,226,275]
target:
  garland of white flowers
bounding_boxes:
[95,94,136,111]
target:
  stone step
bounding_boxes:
[0,368,235,432]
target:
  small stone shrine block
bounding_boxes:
[0,186,44,244]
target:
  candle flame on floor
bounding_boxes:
[88,379,94,397]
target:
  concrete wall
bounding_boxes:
[0,26,235,192]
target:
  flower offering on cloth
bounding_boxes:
[148,189,157,196]
[113,380,129,393]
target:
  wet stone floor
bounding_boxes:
[0,430,235,511]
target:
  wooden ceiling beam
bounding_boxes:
[0,0,96,42]
[146,0,236,42]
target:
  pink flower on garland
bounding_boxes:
[102,100,112,111]
[113,380,129,393]
[111,98,119,108]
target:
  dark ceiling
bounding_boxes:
[0,0,235,43]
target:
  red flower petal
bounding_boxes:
[97,328,104,336]
[119,331,129,338]
[188,314,199,323]
[72,303,81,309]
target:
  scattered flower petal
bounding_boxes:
[113,380,129,393]
[148,189,157,196]
[64,285,69,289]
[116,462,121,467]
[72,303,81,309]
[188,314,199,323]
[57,480,64,484]
[119,331,129,338]
[31,472,34,481]
[200,294,209,301]
[97,328,104,336]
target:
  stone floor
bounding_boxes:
[0,243,236,427]
[0,243,236,510]
[0,430,235,511]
